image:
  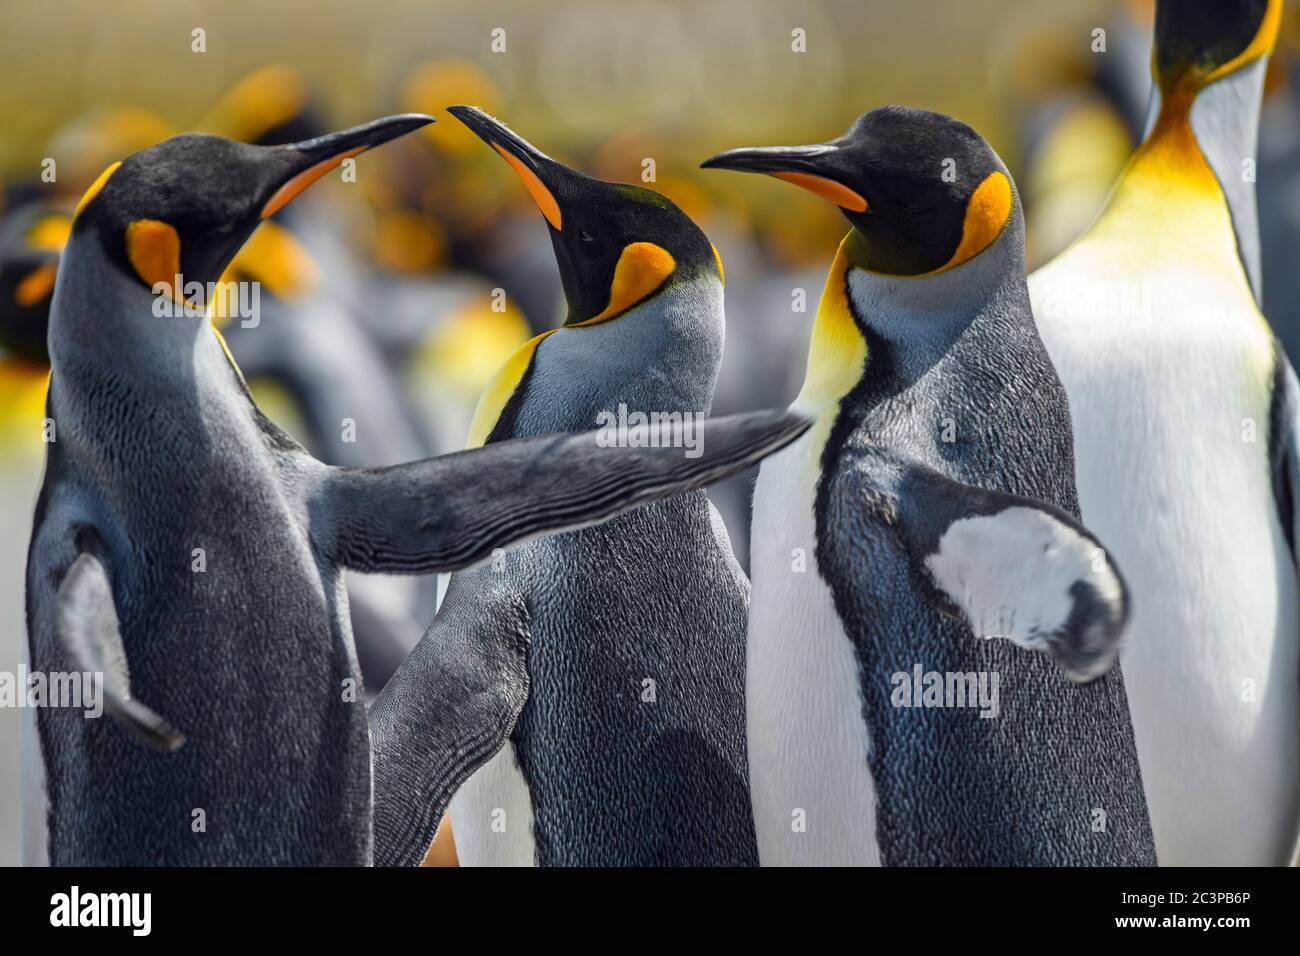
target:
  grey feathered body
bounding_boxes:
[817,214,1156,864]
[498,497,754,865]
[462,277,759,865]
[27,247,369,865]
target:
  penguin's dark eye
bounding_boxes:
[578,230,595,243]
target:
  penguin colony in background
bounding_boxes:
[21,117,805,865]
[9,0,1300,867]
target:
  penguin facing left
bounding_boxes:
[371,107,762,867]
[704,107,1155,865]
[25,114,809,866]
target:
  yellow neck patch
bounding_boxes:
[796,234,868,414]
[570,241,676,326]
[125,219,181,300]
[210,323,247,384]
[493,143,563,230]
[73,161,121,223]
[1072,72,1263,332]
[465,329,557,448]
[1112,81,1227,213]
[0,359,52,464]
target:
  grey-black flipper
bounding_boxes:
[323,409,809,575]
[1267,342,1300,700]
[1269,339,1299,561]
[55,554,185,751]
[835,448,1129,684]
[370,574,530,867]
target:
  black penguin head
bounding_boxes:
[1153,0,1281,93]
[70,113,433,299]
[702,106,1015,278]
[449,106,720,326]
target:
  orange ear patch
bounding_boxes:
[571,242,676,326]
[125,219,181,299]
[73,161,122,223]
[938,170,1012,273]
[466,328,557,448]
[261,147,364,219]
[15,262,57,307]
[770,170,868,212]
[492,144,562,229]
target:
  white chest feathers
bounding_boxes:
[746,427,881,865]
[448,742,537,866]
[1031,239,1300,865]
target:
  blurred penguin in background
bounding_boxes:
[996,1,1153,268]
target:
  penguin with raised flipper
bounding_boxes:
[704,106,1155,865]
[24,115,809,865]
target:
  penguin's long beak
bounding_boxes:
[260,113,435,219]
[447,105,565,230]
[701,144,868,212]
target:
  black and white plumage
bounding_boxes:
[373,109,767,867]
[1031,0,1300,865]
[877,453,1128,684]
[707,105,1154,866]
[25,118,808,866]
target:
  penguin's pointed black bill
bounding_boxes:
[701,144,868,212]
[447,105,564,229]
[260,112,435,219]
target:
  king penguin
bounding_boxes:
[370,107,779,867]
[203,73,444,691]
[0,85,435,695]
[703,106,1156,865]
[1029,0,1300,865]
[24,114,806,866]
